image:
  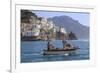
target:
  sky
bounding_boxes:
[32,10,90,27]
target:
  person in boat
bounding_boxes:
[62,40,67,49]
[64,44,72,50]
[47,41,55,50]
[62,40,73,50]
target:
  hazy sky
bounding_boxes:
[32,10,90,27]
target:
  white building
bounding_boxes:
[60,27,66,34]
[48,21,54,30]
[22,24,41,37]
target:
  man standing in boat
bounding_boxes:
[47,34,55,50]
[47,41,55,50]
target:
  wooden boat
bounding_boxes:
[43,47,79,55]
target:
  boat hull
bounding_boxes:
[43,48,79,55]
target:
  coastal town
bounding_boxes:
[21,10,77,41]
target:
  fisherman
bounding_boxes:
[62,40,67,49]
[62,40,72,50]
[47,41,55,50]
[64,44,72,50]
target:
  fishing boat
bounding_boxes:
[43,47,79,55]
[43,39,80,55]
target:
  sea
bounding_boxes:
[21,40,89,63]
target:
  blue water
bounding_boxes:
[21,40,89,63]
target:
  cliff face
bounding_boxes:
[21,10,57,41]
[21,10,37,23]
[48,16,89,39]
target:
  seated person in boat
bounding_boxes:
[47,42,55,50]
[64,44,72,50]
[62,40,73,50]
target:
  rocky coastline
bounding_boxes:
[21,10,77,41]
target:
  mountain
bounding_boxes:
[48,16,89,39]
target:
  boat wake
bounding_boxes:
[22,52,43,56]
[64,53,69,56]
